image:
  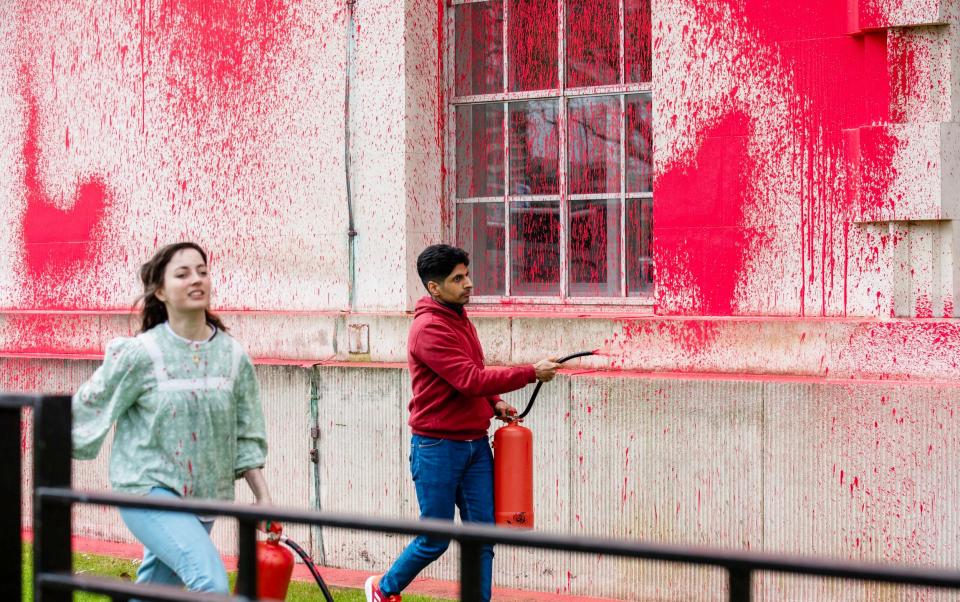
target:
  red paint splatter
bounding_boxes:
[19,68,110,293]
[856,126,903,221]
[609,318,722,365]
[657,1,896,316]
[656,112,755,315]
[0,314,100,356]
[155,0,290,90]
[508,0,558,91]
[149,0,293,147]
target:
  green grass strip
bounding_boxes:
[22,543,451,601]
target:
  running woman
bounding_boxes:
[73,241,274,594]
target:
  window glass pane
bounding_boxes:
[455,1,504,96]
[510,201,560,295]
[568,96,621,195]
[566,0,620,88]
[509,100,559,195]
[569,198,621,297]
[625,0,652,83]
[626,93,653,193]
[457,203,506,295]
[456,104,505,198]
[508,0,558,92]
[626,198,654,295]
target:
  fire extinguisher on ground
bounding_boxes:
[236,521,335,601]
[494,351,597,529]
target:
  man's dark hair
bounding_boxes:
[417,244,470,289]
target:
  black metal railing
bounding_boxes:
[1,392,37,602]
[9,392,960,601]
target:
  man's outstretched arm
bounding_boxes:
[414,324,559,397]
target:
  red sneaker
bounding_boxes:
[365,575,402,602]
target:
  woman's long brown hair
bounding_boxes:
[137,242,228,334]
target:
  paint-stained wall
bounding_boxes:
[655,0,960,318]
[5,3,959,322]
[2,1,354,311]
[1,0,445,315]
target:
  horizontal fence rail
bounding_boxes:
[10,393,960,601]
[35,487,960,597]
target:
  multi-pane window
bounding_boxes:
[451,0,653,301]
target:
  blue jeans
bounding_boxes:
[118,487,229,596]
[380,435,495,600]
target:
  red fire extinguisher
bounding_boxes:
[237,522,294,601]
[494,351,596,529]
[254,537,295,600]
[493,421,534,528]
[235,522,336,602]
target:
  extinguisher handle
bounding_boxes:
[260,520,283,542]
[515,350,596,420]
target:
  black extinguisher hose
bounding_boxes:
[515,350,597,420]
[279,535,335,602]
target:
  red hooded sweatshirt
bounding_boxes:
[407,296,537,440]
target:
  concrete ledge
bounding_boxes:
[5,311,960,381]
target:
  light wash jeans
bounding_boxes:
[118,487,229,595]
[380,435,495,601]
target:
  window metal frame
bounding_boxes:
[447,0,654,305]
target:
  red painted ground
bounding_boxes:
[22,529,617,602]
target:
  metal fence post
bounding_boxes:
[33,395,73,602]
[729,567,752,602]
[459,539,483,602]
[0,397,26,602]
[235,517,259,598]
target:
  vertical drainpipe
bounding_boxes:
[309,374,327,566]
[345,0,358,310]
[307,0,357,570]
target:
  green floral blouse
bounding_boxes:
[72,323,267,501]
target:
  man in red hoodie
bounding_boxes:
[365,244,560,602]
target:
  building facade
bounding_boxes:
[4,0,960,599]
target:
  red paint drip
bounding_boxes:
[621,446,630,504]
[436,0,448,231]
[139,0,146,133]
